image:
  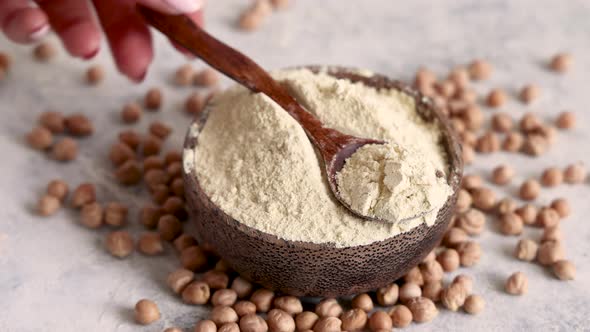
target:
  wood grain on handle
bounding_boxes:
[137,5,347,154]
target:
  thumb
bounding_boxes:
[137,0,205,14]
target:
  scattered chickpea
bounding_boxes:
[463,294,485,315]
[266,309,295,332]
[471,187,497,210]
[86,65,104,85]
[340,309,367,332]
[118,130,141,150]
[437,248,460,272]
[174,64,195,86]
[499,212,524,236]
[519,112,542,132]
[491,165,514,185]
[541,226,562,243]
[441,283,467,311]
[212,289,239,307]
[134,299,160,325]
[240,314,268,332]
[536,207,560,228]
[555,111,575,129]
[185,92,204,115]
[541,167,563,187]
[475,131,500,153]
[103,202,128,227]
[182,281,211,305]
[468,59,492,80]
[149,121,172,139]
[70,183,96,208]
[39,111,65,134]
[158,214,183,242]
[250,288,275,313]
[389,304,412,328]
[167,268,194,294]
[549,53,573,73]
[515,204,538,225]
[145,88,162,110]
[315,298,342,318]
[51,137,78,161]
[505,272,528,295]
[200,270,229,290]
[194,320,217,332]
[194,68,220,87]
[274,296,303,315]
[0,52,11,69]
[142,135,163,156]
[496,198,517,215]
[164,327,182,332]
[26,126,53,150]
[37,194,61,216]
[421,281,443,302]
[537,241,565,265]
[270,0,290,9]
[550,198,570,218]
[295,311,319,331]
[452,274,473,294]
[376,283,399,306]
[115,160,143,185]
[65,114,93,137]
[462,105,484,130]
[80,202,104,228]
[443,227,468,247]
[399,282,422,303]
[486,88,507,108]
[180,245,208,271]
[519,84,540,104]
[351,293,373,312]
[138,232,164,255]
[407,297,438,323]
[46,179,69,202]
[312,316,341,332]
[33,42,56,61]
[552,260,576,280]
[514,239,538,261]
[368,311,392,332]
[491,112,513,133]
[105,231,134,258]
[235,301,257,317]
[502,132,524,152]
[456,208,486,235]
[231,276,253,299]
[121,102,142,124]
[456,189,472,213]
[462,174,483,191]
[462,145,475,165]
[457,241,481,267]
[519,179,540,201]
[403,266,424,285]
[563,163,587,184]
[522,135,548,156]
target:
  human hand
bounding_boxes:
[0,0,204,81]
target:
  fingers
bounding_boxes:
[92,0,153,82]
[36,0,101,59]
[137,0,204,14]
[0,0,49,43]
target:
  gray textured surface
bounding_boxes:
[1,0,590,331]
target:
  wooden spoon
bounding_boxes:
[138,5,431,222]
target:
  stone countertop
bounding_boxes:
[1,0,589,331]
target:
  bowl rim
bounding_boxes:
[182,65,463,250]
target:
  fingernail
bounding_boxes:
[83,48,99,60]
[163,0,203,13]
[131,70,147,83]
[29,25,49,41]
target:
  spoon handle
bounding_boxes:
[137,5,340,151]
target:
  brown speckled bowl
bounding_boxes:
[182,66,463,297]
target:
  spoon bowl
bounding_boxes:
[182,66,463,296]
